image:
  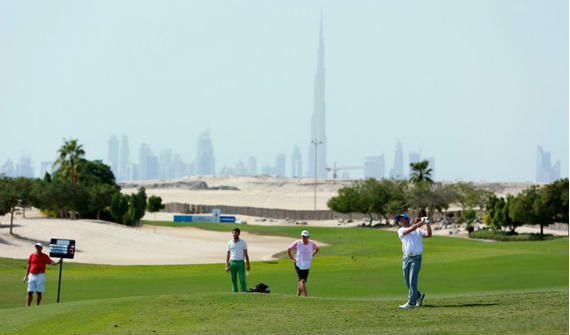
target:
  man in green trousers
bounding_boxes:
[225,228,250,292]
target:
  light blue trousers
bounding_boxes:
[403,255,422,305]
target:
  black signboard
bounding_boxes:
[49,238,76,259]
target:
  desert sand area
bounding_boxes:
[0,218,298,265]
[145,212,568,238]
[120,175,540,210]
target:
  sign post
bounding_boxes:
[49,238,75,303]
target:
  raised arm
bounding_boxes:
[425,221,432,238]
[401,218,427,236]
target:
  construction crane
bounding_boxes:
[326,162,363,180]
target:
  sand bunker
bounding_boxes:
[0,218,296,265]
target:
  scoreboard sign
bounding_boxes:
[49,239,76,259]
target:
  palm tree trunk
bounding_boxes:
[9,208,14,235]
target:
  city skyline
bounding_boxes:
[0,1,567,182]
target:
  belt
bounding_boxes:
[404,252,422,258]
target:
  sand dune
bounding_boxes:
[121,175,537,210]
[0,218,296,265]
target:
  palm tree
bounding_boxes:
[53,139,85,183]
[409,160,434,184]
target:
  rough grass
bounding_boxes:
[0,221,567,334]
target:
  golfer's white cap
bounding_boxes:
[35,242,43,248]
[301,230,309,237]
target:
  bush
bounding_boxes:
[468,228,559,241]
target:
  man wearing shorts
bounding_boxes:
[23,242,59,306]
[287,230,319,297]
[396,214,431,309]
[225,228,250,292]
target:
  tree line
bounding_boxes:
[0,139,164,234]
[485,178,568,235]
[328,160,568,235]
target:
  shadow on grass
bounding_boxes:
[422,303,498,308]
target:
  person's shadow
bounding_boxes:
[422,303,498,308]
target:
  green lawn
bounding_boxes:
[0,221,567,334]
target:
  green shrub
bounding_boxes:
[468,228,559,241]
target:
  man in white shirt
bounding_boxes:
[225,228,250,292]
[396,214,432,309]
[287,230,319,297]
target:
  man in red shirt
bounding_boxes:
[23,243,59,306]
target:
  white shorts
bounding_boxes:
[27,273,45,292]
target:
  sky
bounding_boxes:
[0,0,568,182]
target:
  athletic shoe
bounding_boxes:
[416,293,425,307]
[398,303,415,309]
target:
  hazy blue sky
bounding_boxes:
[0,0,567,182]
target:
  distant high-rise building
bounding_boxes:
[159,149,173,179]
[138,143,152,180]
[107,135,119,178]
[291,146,303,177]
[196,131,215,175]
[307,17,328,179]
[364,156,385,179]
[536,146,560,182]
[247,156,257,175]
[275,154,286,177]
[119,135,130,181]
[16,156,34,178]
[146,154,159,180]
[1,159,15,177]
[390,141,404,179]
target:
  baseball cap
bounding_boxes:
[395,214,410,222]
[35,242,43,248]
[301,230,309,237]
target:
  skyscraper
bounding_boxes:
[364,156,385,179]
[138,143,152,180]
[275,154,286,177]
[196,131,215,175]
[390,141,404,179]
[291,146,303,177]
[107,135,119,178]
[307,17,328,179]
[536,146,560,182]
[159,149,173,179]
[16,156,34,178]
[119,135,130,181]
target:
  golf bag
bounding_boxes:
[247,282,270,293]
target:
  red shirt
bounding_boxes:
[28,252,53,274]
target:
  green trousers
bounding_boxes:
[230,260,246,292]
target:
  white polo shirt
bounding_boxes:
[398,228,427,258]
[227,239,247,261]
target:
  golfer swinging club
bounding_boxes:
[396,214,431,309]
[287,230,319,297]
